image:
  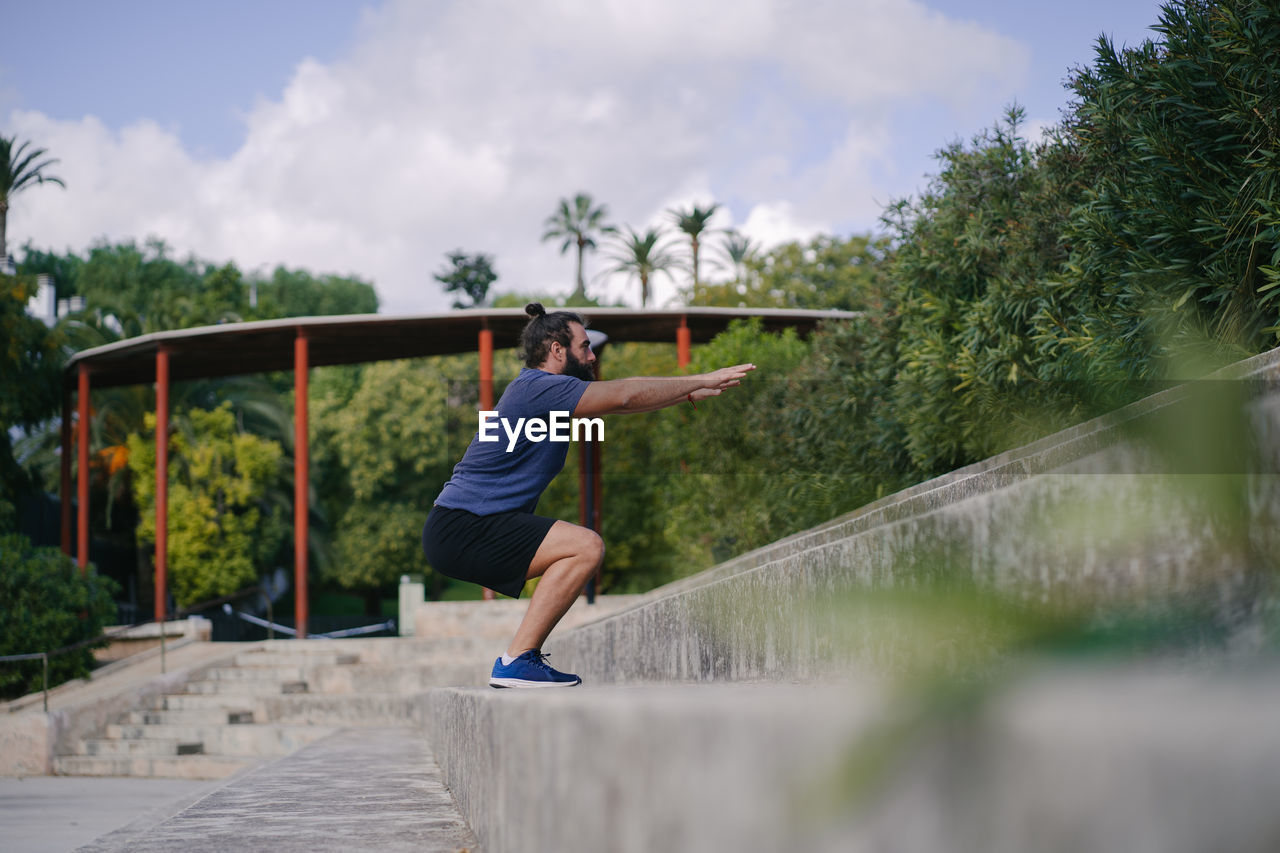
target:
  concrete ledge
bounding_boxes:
[549,347,1280,684]
[95,618,213,664]
[427,664,1280,853]
[427,682,879,853]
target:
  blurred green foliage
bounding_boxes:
[0,534,119,700]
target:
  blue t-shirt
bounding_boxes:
[434,368,590,515]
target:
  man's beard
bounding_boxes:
[564,349,595,381]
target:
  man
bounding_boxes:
[423,302,756,688]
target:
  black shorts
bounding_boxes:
[421,505,557,599]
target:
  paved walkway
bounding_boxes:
[65,727,477,852]
[0,775,221,853]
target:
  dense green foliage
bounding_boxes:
[0,534,118,700]
[311,359,457,594]
[636,0,1280,580]
[18,240,377,332]
[128,404,289,608]
[882,108,1091,473]
[1044,0,1280,375]
[0,273,64,530]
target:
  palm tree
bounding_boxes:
[1,135,65,265]
[603,227,680,308]
[668,202,720,292]
[713,230,760,285]
[542,193,614,303]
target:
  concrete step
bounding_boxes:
[232,650,359,667]
[183,679,309,696]
[205,664,311,681]
[105,723,338,756]
[155,693,262,712]
[308,662,483,693]
[53,754,256,780]
[255,636,504,664]
[427,665,1280,853]
[154,690,424,725]
[124,708,255,726]
[77,738,203,757]
[252,692,425,726]
[196,661,481,693]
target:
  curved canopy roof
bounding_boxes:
[64,307,858,390]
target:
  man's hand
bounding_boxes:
[690,363,756,401]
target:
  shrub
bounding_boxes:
[0,533,119,700]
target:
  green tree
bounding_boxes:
[0,534,119,700]
[687,234,887,311]
[653,318,812,567]
[71,239,205,334]
[711,230,760,286]
[882,107,1087,474]
[251,266,378,318]
[15,243,82,303]
[0,273,65,530]
[602,227,679,308]
[542,193,615,303]
[312,359,457,609]
[1045,0,1280,375]
[128,403,288,609]
[0,135,65,264]
[668,202,720,292]
[434,250,498,309]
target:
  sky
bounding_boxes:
[1,0,1169,314]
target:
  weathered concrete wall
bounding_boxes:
[549,347,1280,684]
[426,665,1280,853]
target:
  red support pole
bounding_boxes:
[294,332,310,638]
[77,366,90,572]
[479,326,494,411]
[677,316,691,368]
[60,389,72,556]
[479,326,495,601]
[155,348,170,624]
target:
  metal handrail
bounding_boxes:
[0,584,277,712]
[220,605,395,640]
[181,586,275,639]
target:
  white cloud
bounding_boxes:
[740,200,826,250]
[5,0,1029,314]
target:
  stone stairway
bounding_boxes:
[51,638,496,779]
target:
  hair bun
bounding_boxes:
[525,302,546,318]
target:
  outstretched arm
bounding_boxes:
[573,363,757,417]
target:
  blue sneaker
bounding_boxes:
[489,650,581,688]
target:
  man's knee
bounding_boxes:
[578,529,605,568]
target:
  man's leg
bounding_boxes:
[506,520,603,657]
